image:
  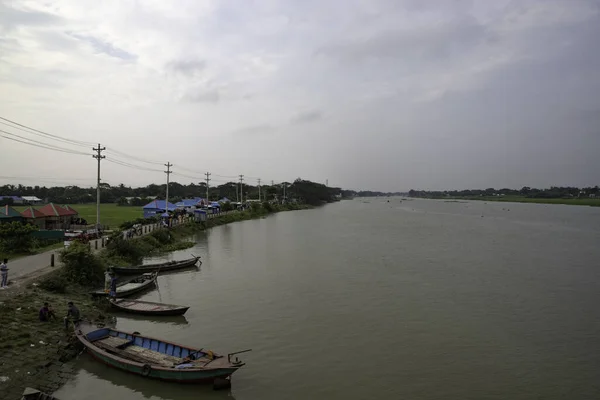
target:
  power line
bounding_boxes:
[0,129,90,155]
[0,116,95,147]
[0,116,295,187]
[106,147,164,166]
[105,157,163,173]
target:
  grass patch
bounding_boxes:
[15,203,144,228]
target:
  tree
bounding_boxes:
[0,222,38,253]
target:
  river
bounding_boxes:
[54,199,600,399]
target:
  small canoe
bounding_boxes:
[111,256,201,275]
[91,272,157,297]
[76,326,250,384]
[22,387,60,400]
[110,298,190,316]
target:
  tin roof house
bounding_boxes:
[0,205,24,223]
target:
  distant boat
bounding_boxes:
[111,256,200,275]
[110,298,190,316]
[76,326,250,384]
[91,273,157,297]
[21,387,60,400]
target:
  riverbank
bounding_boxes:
[0,203,311,398]
[437,196,600,207]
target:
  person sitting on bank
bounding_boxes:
[39,302,56,322]
[64,301,81,329]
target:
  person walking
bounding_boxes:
[0,258,8,289]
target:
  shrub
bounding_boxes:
[59,241,105,286]
[38,270,68,293]
[263,202,274,212]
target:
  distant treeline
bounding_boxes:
[0,178,347,206]
[342,190,406,198]
[409,186,600,199]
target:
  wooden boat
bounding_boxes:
[110,298,190,316]
[76,326,250,384]
[91,272,157,297]
[22,387,60,400]
[111,256,201,275]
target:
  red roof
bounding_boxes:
[61,205,78,215]
[38,203,77,217]
[21,206,45,219]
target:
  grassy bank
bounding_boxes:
[0,269,111,399]
[449,196,600,207]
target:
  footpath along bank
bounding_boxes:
[0,203,308,399]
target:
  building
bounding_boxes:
[37,203,78,230]
[143,200,177,218]
[21,196,43,205]
[0,195,24,205]
[175,198,205,208]
[0,205,24,223]
[21,206,47,229]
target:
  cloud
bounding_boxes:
[0,0,599,191]
[290,110,323,125]
[67,32,136,61]
[231,124,274,136]
[166,59,207,77]
[182,88,220,103]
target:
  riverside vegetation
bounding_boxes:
[0,202,309,399]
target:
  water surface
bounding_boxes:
[55,199,600,399]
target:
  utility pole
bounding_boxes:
[92,143,105,231]
[326,179,328,187]
[239,174,244,204]
[258,178,261,202]
[205,172,211,203]
[283,182,286,203]
[164,162,172,214]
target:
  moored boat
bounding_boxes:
[111,256,201,275]
[76,326,250,384]
[110,298,190,316]
[22,387,60,400]
[90,272,157,297]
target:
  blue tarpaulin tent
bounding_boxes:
[143,200,177,218]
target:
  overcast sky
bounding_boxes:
[1,0,599,191]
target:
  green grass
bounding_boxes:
[15,203,143,228]
[454,196,600,207]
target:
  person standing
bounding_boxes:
[64,301,81,329]
[104,268,112,293]
[109,273,118,299]
[0,258,8,289]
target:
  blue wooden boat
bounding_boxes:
[75,326,250,384]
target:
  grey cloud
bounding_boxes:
[166,59,207,77]
[67,32,136,61]
[182,89,220,103]
[231,124,274,136]
[316,17,486,65]
[290,110,323,125]
[0,3,61,32]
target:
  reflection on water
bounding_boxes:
[54,199,600,399]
